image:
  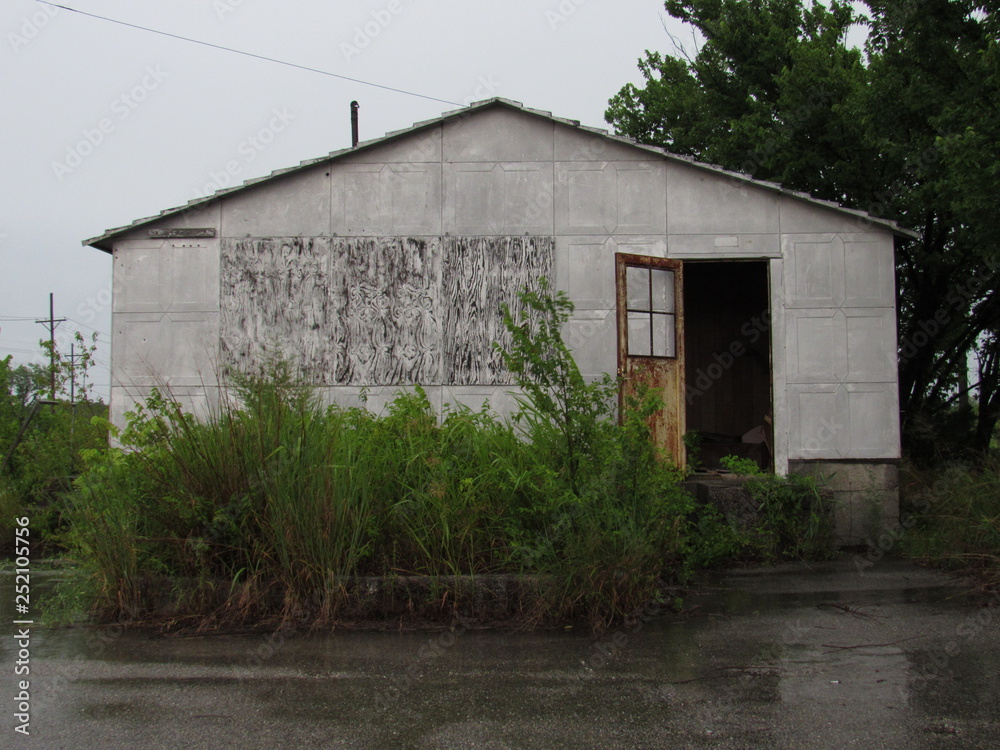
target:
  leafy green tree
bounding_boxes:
[606,0,1000,461]
[1,334,108,552]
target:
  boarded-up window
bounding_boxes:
[220,235,554,386]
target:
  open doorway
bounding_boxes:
[684,261,772,471]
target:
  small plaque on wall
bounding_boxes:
[149,228,217,239]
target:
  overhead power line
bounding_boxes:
[35,1,463,107]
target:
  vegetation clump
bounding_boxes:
[48,284,834,631]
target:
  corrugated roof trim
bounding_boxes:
[84,97,920,249]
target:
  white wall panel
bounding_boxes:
[222,168,331,237]
[666,161,780,235]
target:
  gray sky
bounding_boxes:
[1,0,698,401]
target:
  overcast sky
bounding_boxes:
[0,0,703,400]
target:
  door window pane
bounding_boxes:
[652,312,676,357]
[627,312,651,356]
[650,269,675,313]
[626,266,650,311]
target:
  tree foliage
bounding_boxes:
[607,0,1000,461]
[1,334,108,552]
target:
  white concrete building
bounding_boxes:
[86,98,916,543]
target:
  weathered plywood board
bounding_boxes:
[221,235,554,387]
[221,237,336,382]
[442,236,554,385]
[330,237,441,385]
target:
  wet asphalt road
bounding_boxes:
[2,558,998,749]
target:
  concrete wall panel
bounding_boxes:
[443,163,553,235]
[332,164,441,235]
[564,309,616,378]
[667,162,780,235]
[555,163,615,234]
[443,108,554,162]
[667,234,780,258]
[614,162,666,235]
[554,124,649,162]
[114,239,219,313]
[846,311,897,382]
[779,197,877,235]
[114,312,218,387]
[555,236,616,309]
[222,168,331,237]
[339,125,442,164]
[845,237,894,306]
[847,384,901,458]
[788,384,846,458]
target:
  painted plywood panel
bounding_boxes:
[442,236,554,385]
[330,237,441,385]
[221,235,554,388]
[221,237,337,382]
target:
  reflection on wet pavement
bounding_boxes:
[1,560,997,749]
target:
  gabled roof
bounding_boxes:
[84,97,919,251]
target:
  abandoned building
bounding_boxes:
[85,98,917,544]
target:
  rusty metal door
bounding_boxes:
[615,253,685,465]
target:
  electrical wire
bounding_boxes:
[35,2,464,107]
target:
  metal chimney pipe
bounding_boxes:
[350,101,359,148]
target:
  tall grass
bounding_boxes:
[57,284,826,630]
[901,460,1000,589]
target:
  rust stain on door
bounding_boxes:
[615,253,686,466]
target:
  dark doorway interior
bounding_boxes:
[684,261,772,470]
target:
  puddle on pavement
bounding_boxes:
[2,562,998,748]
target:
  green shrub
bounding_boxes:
[53,281,836,629]
[745,474,835,561]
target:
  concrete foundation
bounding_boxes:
[789,460,899,547]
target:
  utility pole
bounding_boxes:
[35,293,66,401]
